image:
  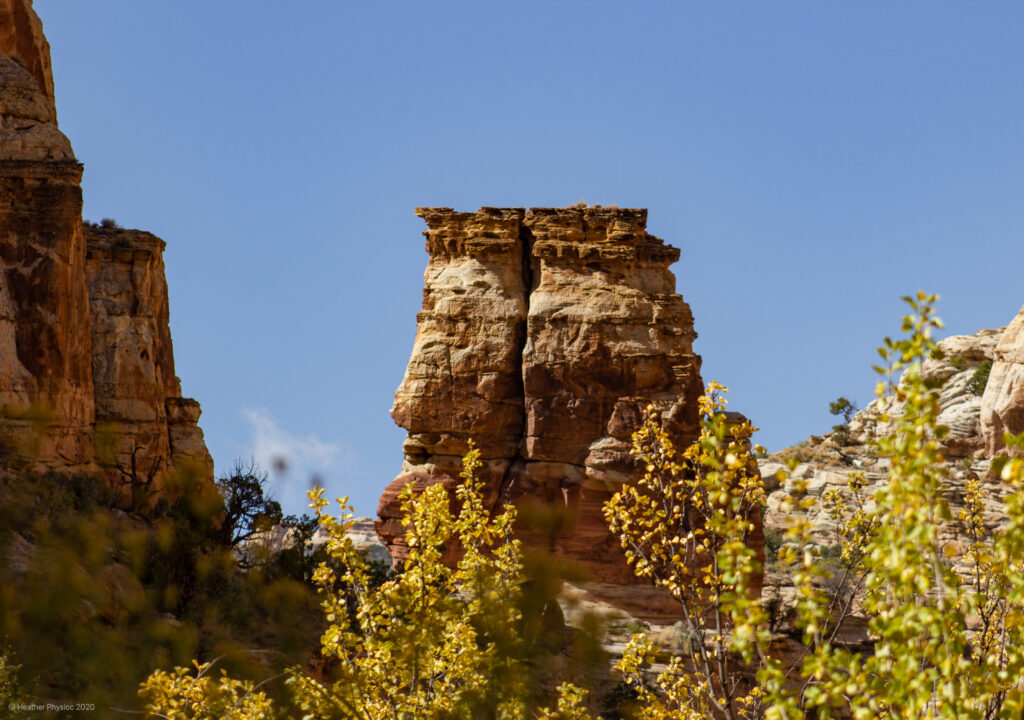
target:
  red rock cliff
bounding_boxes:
[0,0,212,487]
[379,206,703,584]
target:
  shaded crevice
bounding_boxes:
[491,221,535,513]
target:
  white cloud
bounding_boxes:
[240,407,350,516]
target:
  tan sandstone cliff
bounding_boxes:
[981,305,1024,457]
[0,0,211,488]
[379,206,706,585]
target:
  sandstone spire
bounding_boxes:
[379,206,703,584]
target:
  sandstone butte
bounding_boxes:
[0,0,212,488]
[378,205,727,588]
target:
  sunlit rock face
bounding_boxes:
[0,46,93,468]
[379,206,707,585]
[982,306,1024,457]
[85,226,214,484]
[0,0,212,488]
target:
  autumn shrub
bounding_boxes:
[141,447,603,719]
[138,292,1024,719]
[604,385,770,719]
[608,292,1024,719]
[757,293,1024,719]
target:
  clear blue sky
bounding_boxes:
[35,2,1024,517]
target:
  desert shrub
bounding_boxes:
[602,293,1024,719]
[763,526,784,558]
[213,460,283,550]
[827,397,858,447]
[0,467,324,712]
[142,448,602,719]
[969,359,992,396]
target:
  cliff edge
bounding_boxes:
[0,0,212,489]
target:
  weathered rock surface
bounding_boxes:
[982,305,1024,456]
[0,0,211,488]
[1,43,92,468]
[0,0,54,111]
[380,206,706,585]
[848,327,1003,458]
[86,226,213,482]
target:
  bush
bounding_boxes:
[139,293,1024,719]
[605,293,1024,719]
[969,359,992,396]
[0,467,323,711]
[140,447,601,718]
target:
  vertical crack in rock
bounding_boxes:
[490,221,534,515]
[381,206,712,593]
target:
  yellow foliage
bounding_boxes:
[604,383,769,719]
[141,292,1024,719]
[140,446,600,720]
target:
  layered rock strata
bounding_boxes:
[0,0,211,487]
[380,206,704,584]
[981,305,1024,457]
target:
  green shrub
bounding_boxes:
[969,359,992,396]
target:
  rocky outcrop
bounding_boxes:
[981,306,1024,456]
[380,206,705,584]
[848,327,1004,459]
[0,0,211,488]
[86,226,213,482]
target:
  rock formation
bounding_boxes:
[846,327,1004,460]
[981,305,1024,457]
[0,0,211,487]
[379,206,705,585]
[0,0,53,111]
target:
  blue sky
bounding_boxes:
[35,1,1024,516]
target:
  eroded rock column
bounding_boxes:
[519,207,702,582]
[85,225,213,484]
[380,206,704,584]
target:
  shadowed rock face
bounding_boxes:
[379,206,704,584]
[0,0,212,487]
[982,306,1024,457]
